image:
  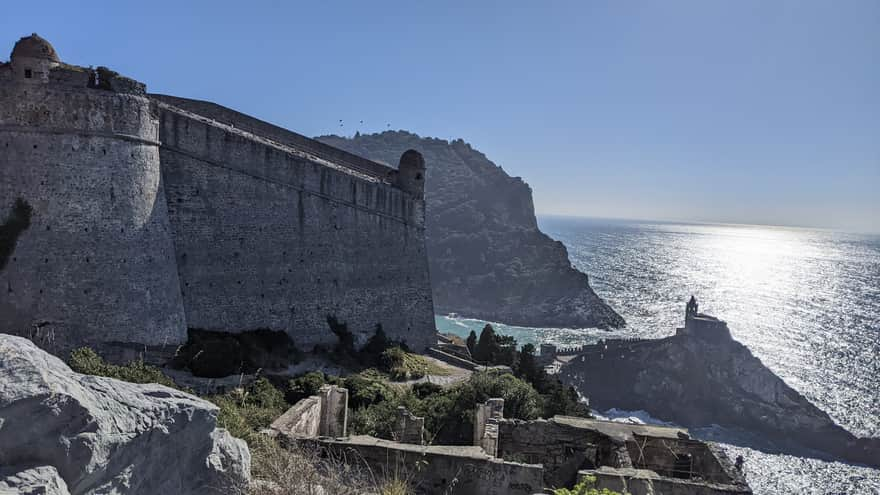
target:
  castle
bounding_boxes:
[0,34,436,362]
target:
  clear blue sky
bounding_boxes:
[3,1,878,232]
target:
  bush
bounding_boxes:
[68,347,177,388]
[346,370,541,445]
[379,346,406,373]
[412,381,442,399]
[208,378,287,445]
[344,372,397,409]
[286,371,337,404]
[552,475,622,495]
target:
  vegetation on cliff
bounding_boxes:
[317,131,624,329]
[466,324,590,419]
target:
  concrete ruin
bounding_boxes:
[395,406,426,445]
[269,385,348,439]
[474,398,504,456]
[269,388,752,495]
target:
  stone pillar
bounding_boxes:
[318,385,348,438]
[474,398,504,456]
[394,406,425,445]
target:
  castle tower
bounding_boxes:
[395,149,426,199]
[8,34,60,84]
[0,35,187,361]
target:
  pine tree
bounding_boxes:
[473,324,497,364]
[466,330,478,356]
[516,343,541,386]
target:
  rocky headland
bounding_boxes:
[559,309,880,468]
[317,131,624,329]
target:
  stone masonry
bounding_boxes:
[0,34,436,363]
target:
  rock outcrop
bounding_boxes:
[0,334,250,494]
[317,131,624,329]
[0,466,70,495]
[559,316,880,468]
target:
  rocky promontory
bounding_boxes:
[559,309,880,468]
[318,131,624,329]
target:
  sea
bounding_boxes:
[436,216,880,495]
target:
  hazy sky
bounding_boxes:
[3,1,878,232]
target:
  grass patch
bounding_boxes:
[69,347,177,388]
[380,347,451,381]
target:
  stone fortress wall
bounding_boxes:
[0,34,436,361]
[0,40,187,358]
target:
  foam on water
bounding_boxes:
[437,216,880,494]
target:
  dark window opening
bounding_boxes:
[24,69,32,79]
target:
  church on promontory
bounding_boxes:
[0,34,436,363]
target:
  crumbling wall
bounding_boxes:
[271,396,322,438]
[496,418,617,488]
[626,435,733,483]
[155,104,435,351]
[271,385,348,439]
[474,398,504,456]
[319,436,543,495]
[395,406,425,444]
[581,467,752,495]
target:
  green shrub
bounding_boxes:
[68,347,177,388]
[344,372,397,409]
[412,381,442,399]
[552,475,623,495]
[380,346,406,372]
[346,370,541,445]
[287,371,331,403]
[207,378,287,445]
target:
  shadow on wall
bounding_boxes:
[0,198,32,273]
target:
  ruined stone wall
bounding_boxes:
[626,436,734,484]
[582,467,752,495]
[0,77,187,359]
[318,437,544,495]
[270,385,348,439]
[496,419,614,488]
[156,103,435,351]
[395,406,425,444]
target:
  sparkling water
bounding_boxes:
[437,216,880,494]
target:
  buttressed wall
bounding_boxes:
[0,35,435,360]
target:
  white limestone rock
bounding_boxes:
[0,334,250,494]
[0,465,70,495]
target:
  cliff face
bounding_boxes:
[559,323,880,467]
[317,131,624,329]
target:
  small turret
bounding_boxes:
[395,149,426,198]
[686,295,699,319]
[10,33,60,83]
